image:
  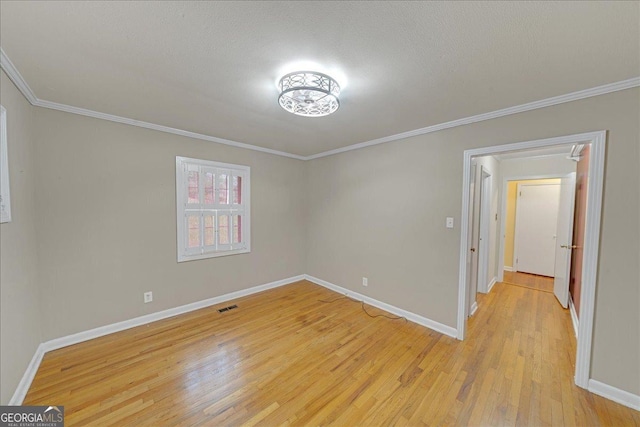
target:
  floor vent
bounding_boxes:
[218,304,238,313]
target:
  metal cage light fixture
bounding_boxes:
[278,71,340,117]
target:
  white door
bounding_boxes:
[553,173,577,308]
[477,169,491,293]
[466,164,477,317]
[514,183,561,277]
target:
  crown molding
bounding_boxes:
[2,48,638,161]
[306,76,640,160]
[0,48,305,161]
[34,98,306,160]
[0,49,38,104]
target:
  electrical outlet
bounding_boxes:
[144,291,153,303]
[362,277,368,287]
[446,217,454,228]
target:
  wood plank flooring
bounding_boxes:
[503,271,554,293]
[24,280,639,426]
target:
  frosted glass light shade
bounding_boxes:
[278,71,340,117]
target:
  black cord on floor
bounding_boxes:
[318,295,407,321]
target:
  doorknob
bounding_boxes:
[560,245,578,249]
[470,248,476,252]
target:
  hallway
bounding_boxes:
[502,271,554,293]
[468,280,636,425]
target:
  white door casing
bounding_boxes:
[457,130,606,391]
[513,183,561,277]
[477,168,491,293]
[553,172,577,308]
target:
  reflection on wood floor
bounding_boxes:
[24,280,639,425]
[503,270,554,293]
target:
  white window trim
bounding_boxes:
[0,105,11,224]
[176,156,251,262]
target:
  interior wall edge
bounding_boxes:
[8,344,45,406]
[303,274,458,338]
[0,70,43,405]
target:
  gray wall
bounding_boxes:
[500,154,578,178]
[33,108,307,341]
[0,72,42,404]
[1,72,638,401]
[306,88,640,396]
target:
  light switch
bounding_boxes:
[446,217,454,229]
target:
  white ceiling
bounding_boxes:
[1,1,638,157]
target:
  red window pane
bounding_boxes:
[188,171,199,204]
[188,216,200,248]
[218,174,229,204]
[218,215,230,245]
[233,176,242,204]
[232,215,242,244]
[204,215,215,246]
[204,173,214,204]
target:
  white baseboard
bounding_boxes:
[569,296,579,338]
[10,274,304,405]
[304,274,458,338]
[503,266,513,272]
[8,344,46,405]
[12,273,638,413]
[42,274,305,353]
[487,277,497,293]
[588,379,640,411]
[470,301,478,316]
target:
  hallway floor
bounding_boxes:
[503,270,554,293]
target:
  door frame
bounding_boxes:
[477,167,491,293]
[457,130,606,390]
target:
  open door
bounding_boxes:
[569,146,590,317]
[477,168,491,293]
[466,164,477,318]
[553,172,577,308]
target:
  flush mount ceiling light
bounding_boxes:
[278,71,340,117]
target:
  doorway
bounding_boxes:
[457,131,606,390]
[466,165,493,318]
[466,161,497,319]
[513,181,561,277]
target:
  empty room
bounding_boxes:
[1,1,639,425]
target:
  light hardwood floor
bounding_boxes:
[503,271,554,293]
[25,280,639,426]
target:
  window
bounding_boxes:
[176,156,250,262]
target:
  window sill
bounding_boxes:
[177,247,250,263]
